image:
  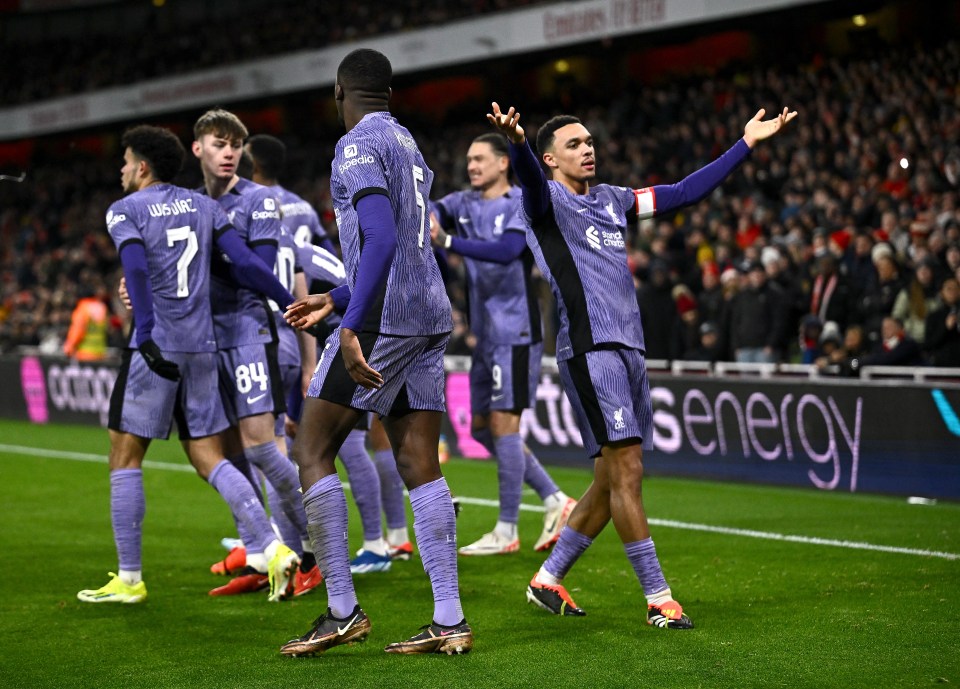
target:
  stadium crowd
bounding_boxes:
[2,0,547,106]
[2,37,960,370]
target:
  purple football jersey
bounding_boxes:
[521,181,645,360]
[435,186,540,345]
[270,225,300,315]
[296,231,346,329]
[330,112,452,336]
[207,177,282,348]
[269,184,329,248]
[106,184,226,353]
[271,226,302,366]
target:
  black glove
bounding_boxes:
[139,340,180,381]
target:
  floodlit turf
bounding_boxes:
[0,418,957,688]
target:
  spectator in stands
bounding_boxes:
[892,259,941,346]
[673,286,701,360]
[682,320,722,363]
[717,266,741,361]
[862,316,924,367]
[798,314,823,364]
[697,261,724,328]
[905,216,933,266]
[808,252,853,334]
[636,260,676,360]
[730,261,787,363]
[943,243,960,276]
[924,277,960,367]
[818,320,843,364]
[847,231,878,300]
[816,323,868,377]
[858,246,903,344]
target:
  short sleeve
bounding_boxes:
[105,200,141,250]
[335,137,389,205]
[247,188,282,245]
[209,201,233,237]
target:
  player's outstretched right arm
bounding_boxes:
[488,102,550,221]
[284,293,336,330]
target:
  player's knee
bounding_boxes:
[394,453,441,490]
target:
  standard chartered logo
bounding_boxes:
[585,226,601,251]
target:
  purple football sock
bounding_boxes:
[208,460,274,555]
[410,477,463,626]
[542,526,593,580]
[227,452,261,552]
[303,474,357,618]
[265,475,302,554]
[372,448,407,530]
[111,469,144,572]
[624,538,669,597]
[338,430,383,541]
[245,441,308,539]
[493,433,525,524]
[523,447,559,500]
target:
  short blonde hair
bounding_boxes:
[193,108,248,142]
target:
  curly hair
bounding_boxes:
[120,125,185,182]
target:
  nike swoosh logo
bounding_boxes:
[337,614,359,635]
[491,394,505,401]
[576,208,588,213]
[458,216,471,223]
[247,393,267,404]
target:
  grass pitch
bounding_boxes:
[0,418,957,688]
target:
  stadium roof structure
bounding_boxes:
[0,0,829,140]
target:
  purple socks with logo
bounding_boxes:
[625,538,669,597]
[337,430,383,541]
[372,448,407,530]
[303,474,357,618]
[542,526,593,580]
[245,441,308,537]
[111,468,145,571]
[410,477,463,626]
[494,433,525,524]
[208,460,274,554]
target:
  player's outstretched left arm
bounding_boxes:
[742,107,797,148]
[638,106,797,219]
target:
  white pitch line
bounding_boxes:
[0,443,195,472]
[2,443,957,561]
[649,518,960,561]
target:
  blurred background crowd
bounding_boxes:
[1,0,959,371]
